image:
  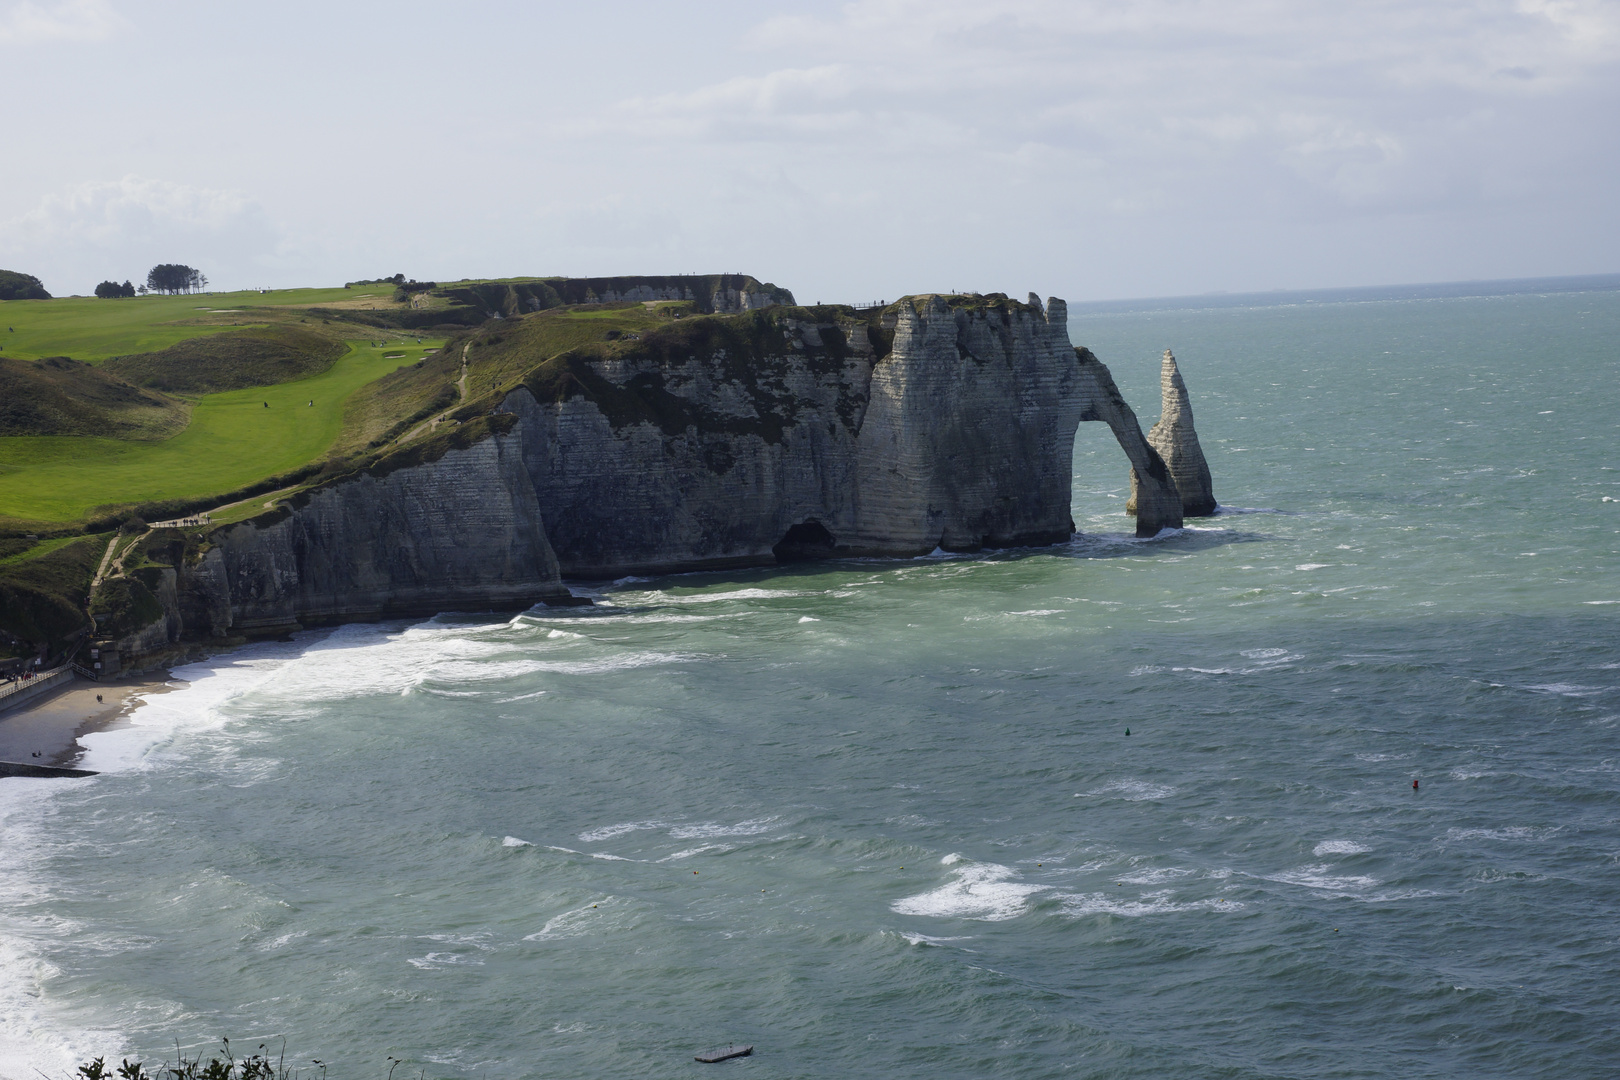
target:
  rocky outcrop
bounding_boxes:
[506,294,1182,576]
[1146,349,1216,516]
[1074,349,1184,536]
[97,290,1207,662]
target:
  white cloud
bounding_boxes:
[0,176,287,294]
[0,0,122,45]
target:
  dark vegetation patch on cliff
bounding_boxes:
[102,326,348,394]
[89,574,165,640]
[0,356,189,439]
[516,307,872,443]
[0,534,103,647]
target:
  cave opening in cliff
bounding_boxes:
[772,520,837,563]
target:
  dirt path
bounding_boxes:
[90,535,119,590]
[398,343,472,446]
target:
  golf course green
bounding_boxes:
[0,341,432,521]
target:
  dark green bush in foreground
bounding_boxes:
[76,1039,344,1080]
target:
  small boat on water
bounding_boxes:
[694,1044,753,1063]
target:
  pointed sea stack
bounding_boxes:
[1146,350,1216,516]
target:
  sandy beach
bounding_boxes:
[0,673,178,768]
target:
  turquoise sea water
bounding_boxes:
[3,283,1619,1079]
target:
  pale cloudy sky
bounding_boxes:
[2,0,1616,301]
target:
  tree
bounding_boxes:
[0,269,51,300]
[120,280,135,297]
[145,264,206,295]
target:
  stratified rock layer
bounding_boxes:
[169,430,568,640]
[507,295,1181,577]
[1146,349,1216,516]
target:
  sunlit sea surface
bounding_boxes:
[3,281,1619,1079]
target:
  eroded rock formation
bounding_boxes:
[1146,349,1216,516]
[108,290,1209,657]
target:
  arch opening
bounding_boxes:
[773,520,837,563]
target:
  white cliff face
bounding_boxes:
[505,294,1184,577]
[174,431,566,638]
[503,315,874,576]
[848,296,1083,552]
[1146,349,1217,516]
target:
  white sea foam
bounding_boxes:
[1241,648,1289,659]
[1522,683,1606,697]
[407,951,484,969]
[799,616,820,623]
[647,588,812,605]
[667,817,781,840]
[523,899,623,941]
[494,689,548,703]
[1058,890,1238,917]
[579,821,666,842]
[1444,826,1553,842]
[1267,865,1380,892]
[1313,840,1371,856]
[890,860,1046,921]
[658,844,734,862]
[1294,563,1331,571]
[1007,609,1066,616]
[1079,780,1177,801]
[501,836,533,847]
[1118,867,1198,884]
[898,932,974,946]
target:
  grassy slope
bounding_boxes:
[0,287,394,363]
[0,356,190,439]
[103,325,348,394]
[0,341,436,522]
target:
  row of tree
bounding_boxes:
[146,264,208,294]
[91,265,210,298]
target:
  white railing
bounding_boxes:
[0,665,70,703]
[149,513,211,529]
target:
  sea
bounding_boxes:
[3,277,1618,1079]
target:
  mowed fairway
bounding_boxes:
[0,286,393,362]
[0,342,435,522]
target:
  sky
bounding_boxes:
[1,0,1617,303]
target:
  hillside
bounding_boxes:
[0,355,188,439]
[104,325,349,394]
[0,275,805,657]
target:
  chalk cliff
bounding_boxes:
[148,421,570,648]
[503,293,1181,578]
[98,290,1206,662]
[1146,349,1216,516]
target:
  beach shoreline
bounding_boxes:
[0,672,179,769]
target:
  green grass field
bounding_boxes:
[0,340,437,521]
[0,286,394,363]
